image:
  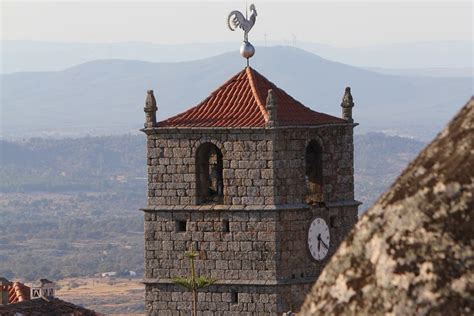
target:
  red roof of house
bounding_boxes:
[1,281,30,304]
[0,298,99,315]
[0,279,99,315]
[157,67,346,128]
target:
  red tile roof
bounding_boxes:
[0,279,99,315]
[1,281,30,304]
[157,67,346,128]
[0,297,99,315]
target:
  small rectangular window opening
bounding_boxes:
[330,216,336,228]
[231,291,238,303]
[222,220,230,232]
[176,220,187,232]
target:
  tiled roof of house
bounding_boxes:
[0,279,99,315]
[0,281,30,304]
[157,67,346,128]
[0,297,98,315]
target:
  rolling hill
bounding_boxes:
[1,46,472,140]
[2,40,472,74]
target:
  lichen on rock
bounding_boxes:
[299,97,474,315]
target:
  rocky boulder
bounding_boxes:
[300,98,474,315]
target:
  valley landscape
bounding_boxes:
[0,40,471,315]
[0,132,426,313]
[56,278,144,315]
[1,0,472,314]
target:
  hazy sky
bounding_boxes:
[1,1,472,46]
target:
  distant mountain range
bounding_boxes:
[1,46,472,140]
[2,40,473,74]
[366,67,473,78]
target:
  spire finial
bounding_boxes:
[144,90,157,128]
[341,87,355,123]
[227,4,258,64]
[266,89,278,127]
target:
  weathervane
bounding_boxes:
[227,4,258,65]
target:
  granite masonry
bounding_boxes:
[141,67,360,315]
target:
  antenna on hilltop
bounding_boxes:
[227,3,258,66]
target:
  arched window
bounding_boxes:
[196,142,223,204]
[305,140,324,204]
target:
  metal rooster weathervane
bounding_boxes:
[227,4,258,64]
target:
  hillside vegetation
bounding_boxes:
[0,133,424,283]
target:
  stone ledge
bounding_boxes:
[140,201,361,212]
[140,204,310,212]
[141,122,357,135]
[325,200,362,208]
[142,277,316,286]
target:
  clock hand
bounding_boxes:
[320,239,329,250]
[317,233,321,252]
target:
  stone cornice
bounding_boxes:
[140,122,357,135]
[140,200,361,212]
[326,200,362,208]
[140,203,310,212]
[142,277,316,286]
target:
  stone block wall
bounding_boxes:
[275,205,358,281]
[143,204,357,314]
[145,128,275,206]
[145,282,314,315]
[272,126,355,204]
[143,124,358,314]
[144,207,347,283]
[145,124,355,208]
[145,283,312,316]
[144,209,279,282]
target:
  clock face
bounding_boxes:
[308,217,330,261]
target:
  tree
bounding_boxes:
[172,250,216,316]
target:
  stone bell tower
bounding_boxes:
[140,66,360,314]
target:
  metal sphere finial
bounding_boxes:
[240,41,255,59]
[227,4,257,64]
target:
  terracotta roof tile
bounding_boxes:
[0,279,99,315]
[157,67,346,128]
[0,297,99,315]
[2,281,30,304]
